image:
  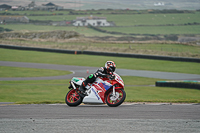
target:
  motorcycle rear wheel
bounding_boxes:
[65,89,83,107]
[106,89,126,107]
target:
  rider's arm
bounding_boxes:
[95,67,109,78]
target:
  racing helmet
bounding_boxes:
[105,61,116,72]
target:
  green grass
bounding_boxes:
[22,13,200,26]
[2,23,200,36]
[0,66,71,77]
[0,77,199,103]
[0,48,199,74]
[0,79,68,103]
[0,49,199,103]
[1,12,200,35]
[105,13,200,26]
[125,86,200,103]
[123,76,163,85]
[28,15,76,21]
[101,25,200,34]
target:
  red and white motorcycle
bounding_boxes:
[65,72,126,107]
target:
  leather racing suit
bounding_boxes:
[80,67,114,92]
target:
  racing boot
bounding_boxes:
[79,74,95,95]
[79,82,86,94]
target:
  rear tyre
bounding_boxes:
[106,89,126,107]
[65,89,83,107]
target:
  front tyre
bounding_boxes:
[106,89,126,107]
[65,89,83,107]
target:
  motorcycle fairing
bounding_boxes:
[82,86,104,104]
[114,73,124,87]
[71,77,85,86]
[83,78,112,104]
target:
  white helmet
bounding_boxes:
[105,61,116,72]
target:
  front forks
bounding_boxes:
[112,86,116,96]
[71,81,76,90]
[70,81,87,98]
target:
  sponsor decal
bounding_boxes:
[73,77,80,82]
[98,82,112,90]
[92,88,100,100]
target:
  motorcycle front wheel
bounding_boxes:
[65,89,83,107]
[106,89,126,107]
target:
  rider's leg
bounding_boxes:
[79,74,96,92]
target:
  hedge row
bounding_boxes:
[88,25,179,41]
[156,81,200,90]
[0,27,12,32]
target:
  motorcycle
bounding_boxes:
[65,72,126,107]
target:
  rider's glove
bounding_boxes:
[109,74,115,80]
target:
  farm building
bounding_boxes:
[0,4,12,11]
[0,16,29,23]
[73,16,111,27]
[14,1,64,11]
[42,2,63,10]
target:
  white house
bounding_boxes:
[73,16,111,27]
[154,2,165,6]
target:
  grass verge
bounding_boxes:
[0,66,72,77]
[0,76,199,104]
[125,86,200,103]
[101,25,200,35]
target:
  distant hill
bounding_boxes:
[1,0,200,10]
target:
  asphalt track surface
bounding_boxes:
[0,103,200,133]
[0,61,200,132]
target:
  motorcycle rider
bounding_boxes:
[79,61,116,93]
